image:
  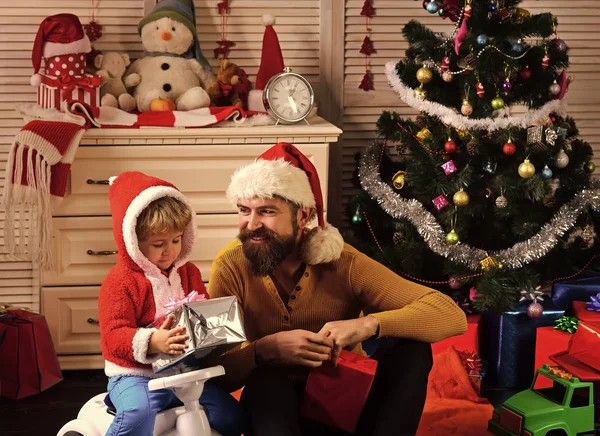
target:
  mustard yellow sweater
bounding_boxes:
[208,239,467,391]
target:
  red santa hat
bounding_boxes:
[247,14,285,112]
[30,14,92,87]
[226,142,344,265]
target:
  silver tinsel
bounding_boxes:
[358,143,600,271]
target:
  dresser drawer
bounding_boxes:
[54,144,329,216]
[42,286,101,355]
[42,214,239,286]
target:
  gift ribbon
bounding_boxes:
[457,350,483,376]
[586,292,600,312]
[58,75,101,93]
[163,290,206,312]
[554,315,579,333]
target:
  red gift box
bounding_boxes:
[568,321,600,372]
[432,314,480,355]
[0,309,63,399]
[534,326,571,388]
[301,350,378,433]
[37,73,100,111]
[572,300,600,323]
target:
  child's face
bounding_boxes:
[139,230,184,271]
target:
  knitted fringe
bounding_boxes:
[1,141,54,269]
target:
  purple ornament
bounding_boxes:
[432,195,449,211]
[553,38,567,53]
[502,80,513,92]
[441,159,458,176]
[527,302,544,318]
[449,277,462,289]
[586,292,600,311]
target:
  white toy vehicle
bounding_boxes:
[56,366,225,436]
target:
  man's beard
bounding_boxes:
[239,226,298,276]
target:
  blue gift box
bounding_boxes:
[479,298,564,390]
[552,273,600,310]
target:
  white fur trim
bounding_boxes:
[302,224,344,265]
[385,61,568,131]
[121,185,196,316]
[263,14,275,26]
[16,102,86,126]
[247,90,266,111]
[104,359,158,378]
[108,176,118,186]
[132,327,159,364]
[30,73,42,87]
[42,35,91,59]
[218,113,274,128]
[227,158,316,208]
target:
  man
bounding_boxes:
[208,142,467,436]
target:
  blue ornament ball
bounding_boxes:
[423,0,430,10]
[488,3,497,12]
[476,34,488,46]
[426,1,439,14]
[512,43,525,55]
[541,166,553,179]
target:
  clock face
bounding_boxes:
[265,74,314,122]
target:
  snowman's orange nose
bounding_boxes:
[160,31,172,41]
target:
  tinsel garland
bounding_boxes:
[384,61,567,131]
[358,142,600,271]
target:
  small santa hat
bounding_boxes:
[227,143,344,265]
[247,14,285,112]
[30,14,91,87]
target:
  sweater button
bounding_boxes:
[284,315,289,321]
[290,295,296,300]
[304,272,309,277]
[295,286,301,291]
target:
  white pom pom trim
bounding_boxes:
[262,14,275,26]
[30,73,42,88]
[109,176,118,186]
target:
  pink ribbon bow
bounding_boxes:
[164,290,206,312]
[60,74,101,93]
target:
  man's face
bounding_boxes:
[237,197,300,276]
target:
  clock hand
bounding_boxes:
[287,96,298,114]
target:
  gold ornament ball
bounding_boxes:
[527,302,543,318]
[457,129,470,140]
[491,97,505,110]
[518,159,535,178]
[453,189,470,207]
[585,161,596,173]
[416,67,433,84]
[392,170,405,189]
[495,195,508,208]
[446,229,460,245]
[461,100,473,116]
[416,128,432,141]
[442,72,453,82]
[414,86,427,100]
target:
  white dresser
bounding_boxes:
[41,117,342,370]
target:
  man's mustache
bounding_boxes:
[239,227,277,242]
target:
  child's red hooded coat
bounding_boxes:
[98,171,207,377]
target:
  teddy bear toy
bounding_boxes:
[207,60,247,108]
[126,0,214,112]
[94,52,140,112]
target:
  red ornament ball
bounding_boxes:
[503,141,516,155]
[527,302,544,318]
[448,277,462,289]
[444,140,457,153]
[519,68,532,80]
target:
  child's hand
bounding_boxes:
[148,314,189,355]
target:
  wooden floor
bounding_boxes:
[0,370,108,436]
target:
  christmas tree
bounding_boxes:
[347,0,600,315]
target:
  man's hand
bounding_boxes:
[256,329,333,367]
[318,316,380,366]
[148,314,189,355]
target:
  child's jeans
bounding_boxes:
[105,375,246,436]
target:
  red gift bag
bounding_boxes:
[0,309,63,399]
[567,321,600,372]
[301,350,378,433]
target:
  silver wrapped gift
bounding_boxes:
[150,296,246,374]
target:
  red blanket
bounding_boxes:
[69,102,261,128]
[417,346,493,436]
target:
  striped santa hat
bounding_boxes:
[227,142,344,265]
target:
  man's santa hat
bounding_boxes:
[247,14,285,112]
[30,14,91,87]
[227,142,344,265]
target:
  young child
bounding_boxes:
[98,171,246,436]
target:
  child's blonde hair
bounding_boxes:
[136,196,192,241]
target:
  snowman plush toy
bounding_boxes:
[126,0,215,112]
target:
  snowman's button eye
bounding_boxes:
[156,26,159,30]
[163,84,172,92]
[172,27,175,31]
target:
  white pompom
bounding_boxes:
[262,14,275,26]
[30,73,42,87]
[108,176,118,186]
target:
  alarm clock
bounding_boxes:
[263,66,315,125]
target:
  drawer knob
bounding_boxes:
[87,318,99,325]
[86,179,110,185]
[87,250,118,256]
